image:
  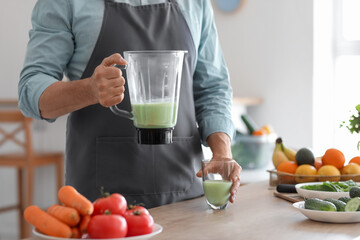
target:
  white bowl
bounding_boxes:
[295,182,351,199]
[33,223,163,240]
[293,201,360,223]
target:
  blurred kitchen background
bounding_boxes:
[1,0,360,239]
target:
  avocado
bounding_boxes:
[304,198,337,211]
[349,186,360,198]
[295,148,315,166]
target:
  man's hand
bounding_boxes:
[196,132,242,203]
[89,53,127,107]
[38,53,127,119]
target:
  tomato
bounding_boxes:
[93,193,127,216]
[124,210,154,237]
[87,214,127,239]
[126,205,149,215]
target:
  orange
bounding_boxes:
[294,164,317,183]
[341,163,360,181]
[277,161,298,183]
[277,161,298,173]
[317,165,341,182]
[349,156,360,166]
[321,148,345,169]
[314,157,323,170]
[252,129,266,136]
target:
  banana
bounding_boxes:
[272,138,290,168]
[282,144,297,162]
[272,151,290,168]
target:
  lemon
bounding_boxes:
[317,165,341,182]
[261,124,274,134]
[295,164,317,183]
[341,163,360,181]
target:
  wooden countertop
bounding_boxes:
[149,181,360,240]
[23,181,360,240]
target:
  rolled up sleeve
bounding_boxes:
[193,1,235,146]
[18,0,74,121]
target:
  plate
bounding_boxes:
[33,223,163,240]
[293,201,360,223]
[295,182,351,199]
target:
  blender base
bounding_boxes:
[136,128,174,144]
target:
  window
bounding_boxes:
[314,0,360,160]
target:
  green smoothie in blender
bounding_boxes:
[131,102,178,128]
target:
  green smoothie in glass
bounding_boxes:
[203,180,232,207]
[131,102,178,128]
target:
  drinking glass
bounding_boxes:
[201,159,235,210]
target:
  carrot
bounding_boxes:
[47,204,80,227]
[71,227,81,238]
[24,205,72,238]
[79,215,91,234]
[252,129,266,136]
[58,186,94,216]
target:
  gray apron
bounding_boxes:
[65,0,204,208]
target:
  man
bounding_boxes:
[19,0,241,208]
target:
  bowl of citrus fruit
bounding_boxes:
[267,138,360,186]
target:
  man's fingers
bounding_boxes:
[100,92,125,107]
[229,164,242,203]
[97,77,125,92]
[90,54,127,107]
[230,176,240,202]
[99,84,125,97]
[108,76,125,87]
[102,53,127,67]
[109,93,125,106]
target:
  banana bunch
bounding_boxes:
[272,137,297,168]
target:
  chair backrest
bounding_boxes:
[0,107,34,159]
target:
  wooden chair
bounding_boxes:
[0,100,64,239]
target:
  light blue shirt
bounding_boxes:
[18,0,235,145]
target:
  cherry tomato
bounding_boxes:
[126,205,149,215]
[87,214,127,239]
[93,193,127,216]
[124,210,154,237]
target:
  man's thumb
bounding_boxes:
[102,53,127,67]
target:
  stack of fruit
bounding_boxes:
[271,138,360,184]
[24,186,154,239]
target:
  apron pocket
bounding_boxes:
[96,137,155,195]
[152,136,202,194]
[96,135,202,195]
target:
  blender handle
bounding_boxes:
[113,64,128,70]
[109,64,133,119]
[110,105,134,120]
